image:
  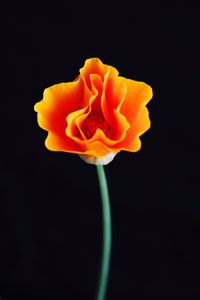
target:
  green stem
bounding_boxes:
[96,165,112,300]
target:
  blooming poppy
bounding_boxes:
[34,58,152,164]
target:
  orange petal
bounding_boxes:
[66,107,89,141]
[101,72,127,127]
[80,58,108,90]
[84,130,120,157]
[89,74,103,112]
[120,78,152,124]
[110,109,130,140]
[116,106,150,152]
[66,74,103,143]
[34,80,84,133]
[34,80,92,153]
[84,126,125,149]
[45,132,85,153]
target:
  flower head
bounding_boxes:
[34,58,152,165]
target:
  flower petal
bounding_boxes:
[80,58,108,90]
[115,105,150,152]
[34,79,92,153]
[120,78,152,124]
[45,132,85,153]
[66,107,89,141]
[34,80,84,133]
[84,130,120,157]
[101,72,127,127]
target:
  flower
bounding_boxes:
[34,58,152,165]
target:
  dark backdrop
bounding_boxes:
[1,1,200,299]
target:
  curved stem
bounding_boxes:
[96,165,112,300]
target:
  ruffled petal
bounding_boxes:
[34,79,92,153]
[80,58,109,90]
[119,78,152,124]
[84,129,121,157]
[66,107,89,141]
[115,106,150,152]
[101,72,126,127]
[45,132,85,153]
[34,80,85,134]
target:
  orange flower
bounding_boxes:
[34,58,152,165]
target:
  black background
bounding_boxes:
[1,1,200,299]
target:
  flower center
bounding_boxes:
[82,113,112,139]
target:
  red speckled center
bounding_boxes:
[82,112,112,139]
